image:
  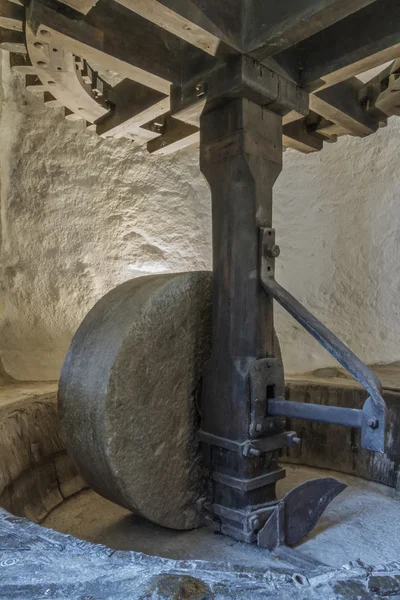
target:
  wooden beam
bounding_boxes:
[286,0,400,89]
[246,0,378,58]
[27,0,212,94]
[310,78,383,136]
[112,0,233,55]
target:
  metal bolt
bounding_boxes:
[250,516,260,531]
[255,423,263,434]
[195,81,207,98]
[264,244,281,259]
[248,447,261,457]
[368,418,379,429]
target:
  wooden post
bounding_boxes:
[200,97,287,542]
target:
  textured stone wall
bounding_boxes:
[1,51,400,381]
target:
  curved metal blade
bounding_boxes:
[284,477,346,546]
[258,477,346,550]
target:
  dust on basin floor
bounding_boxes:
[41,465,400,569]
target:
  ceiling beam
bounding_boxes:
[246,0,378,58]
[27,0,213,94]
[112,0,241,55]
[286,0,400,89]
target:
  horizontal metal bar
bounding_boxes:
[268,399,363,428]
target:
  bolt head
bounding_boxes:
[250,516,260,530]
[265,244,280,258]
[195,81,207,98]
[368,418,379,429]
[255,423,263,434]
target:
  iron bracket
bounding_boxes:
[259,227,387,453]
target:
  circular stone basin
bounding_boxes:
[2,388,400,598]
[41,465,400,570]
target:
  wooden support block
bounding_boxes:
[10,52,38,74]
[283,119,324,153]
[64,107,84,121]
[43,91,62,107]
[96,79,169,139]
[0,0,24,31]
[25,74,46,94]
[310,78,381,136]
[146,114,199,155]
[0,29,25,52]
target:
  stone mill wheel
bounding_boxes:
[58,271,213,530]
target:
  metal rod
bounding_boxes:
[268,398,363,428]
[260,275,385,415]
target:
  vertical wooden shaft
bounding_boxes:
[200,97,285,541]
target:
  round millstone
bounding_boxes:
[58,271,212,530]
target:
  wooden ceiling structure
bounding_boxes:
[1,0,400,154]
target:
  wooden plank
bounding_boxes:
[27,0,209,94]
[0,0,24,31]
[246,0,378,57]
[286,0,400,89]
[310,78,383,136]
[96,79,169,139]
[112,0,226,55]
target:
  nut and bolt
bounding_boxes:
[264,244,281,259]
[195,81,207,98]
[368,418,379,429]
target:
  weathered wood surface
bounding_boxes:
[246,0,379,57]
[283,364,400,489]
[287,0,400,89]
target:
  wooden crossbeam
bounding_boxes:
[285,0,400,89]
[28,0,213,94]
[246,0,378,58]
[112,0,238,55]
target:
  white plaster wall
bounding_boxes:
[1,52,400,381]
